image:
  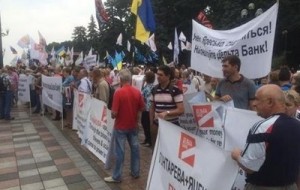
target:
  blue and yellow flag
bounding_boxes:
[131,0,156,43]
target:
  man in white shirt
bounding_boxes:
[78,69,92,94]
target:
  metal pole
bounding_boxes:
[0,13,3,69]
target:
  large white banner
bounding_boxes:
[85,98,114,163]
[41,75,62,112]
[191,3,278,79]
[147,119,239,190]
[18,74,30,102]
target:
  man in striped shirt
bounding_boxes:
[149,65,184,147]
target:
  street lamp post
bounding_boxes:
[240,3,263,24]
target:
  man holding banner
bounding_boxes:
[215,55,256,110]
[104,69,145,183]
[231,84,300,190]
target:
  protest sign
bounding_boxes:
[18,74,30,102]
[41,75,62,112]
[191,3,278,79]
[147,119,238,190]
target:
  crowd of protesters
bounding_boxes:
[1,54,300,188]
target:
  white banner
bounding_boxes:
[73,91,92,144]
[191,3,278,79]
[85,98,114,163]
[223,107,262,190]
[18,74,30,102]
[182,83,198,95]
[41,75,62,112]
[147,119,239,190]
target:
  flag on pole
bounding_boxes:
[56,46,66,57]
[197,11,213,28]
[146,33,157,52]
[95,0,109,28]
[179,32,186,42]
[116,33,123,45]
[180,41,186,51]
[75,51,83,65]
[17,34,31,48]
[10,46,18,54]
[127,41,131,52]
[38,31,47,47]
[131,0,156,43]
[167,42,173,50]
[173,28,179,64]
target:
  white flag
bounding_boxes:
[167,42,173,50]
[127,40,131,52]
[75,51,83,65]
[116,33,123,46]
[179,32,186,42]
[186,41,192,51]
[146,34,157,52]
[88,47,93,56]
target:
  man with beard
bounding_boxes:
[214,55,256,110]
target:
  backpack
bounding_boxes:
[0,76,8,93]
[105,80,115,110]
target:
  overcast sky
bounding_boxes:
[1,0,98,65]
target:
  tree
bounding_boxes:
[87,15,100,52]
[72,26,88,53]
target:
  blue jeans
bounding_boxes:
[112,128,140,181]
[0,90,13,119]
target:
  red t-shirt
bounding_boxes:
[112,84,145,130]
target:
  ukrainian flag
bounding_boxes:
[131,0,156,43]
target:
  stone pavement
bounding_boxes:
[0,105,153,190]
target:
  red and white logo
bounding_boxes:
[78,93,84,108]
[178,133,196,167]
[193,104,214,128]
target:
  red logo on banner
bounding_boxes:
[193,104,214,127]
[178,133,196,167]
[78,93,84,108]
[101,106,107,124]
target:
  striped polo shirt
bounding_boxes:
[150,83,183,124]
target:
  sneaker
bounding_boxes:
[104,176,121,183]
[130,173,140,179]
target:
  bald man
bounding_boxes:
[231,84,300,190]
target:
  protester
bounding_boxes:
[141,70,155,147]
[104,69,145,183]
[78,68,92,94]
[0,68,14,120]
[7,66,19,106]
[149,65,184,147]
[231,84,300,190]
[92,69,109,104]
[62,67,75,128]
[214,55,256,110]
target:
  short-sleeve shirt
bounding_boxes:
[150,83,183,124]
[215,75,256,110]
[112,84,145,130]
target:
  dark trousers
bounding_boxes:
[141,111,151,145]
